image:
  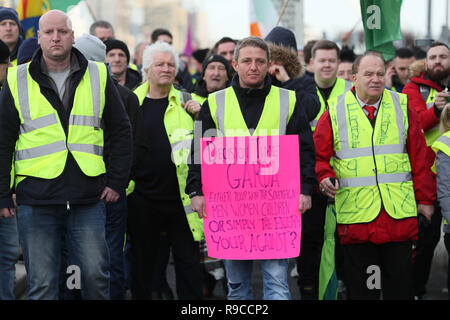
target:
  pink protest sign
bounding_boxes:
[201,135,301,260]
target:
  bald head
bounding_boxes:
[38,10,74,67]
[39,10,72,30]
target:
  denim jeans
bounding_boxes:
[17,202,110,300]
[0,213,19,300]
[223,259,291,300]
[105,191,127,300]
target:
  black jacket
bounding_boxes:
[271,74,320,123]
[106,79,147,181]
[124,67,142,91]
[0,47,132,208]
[186,74,317,197]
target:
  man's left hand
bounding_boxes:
[101,187,120,203]
[298,194,312,214]
[417,204,434,222]
[182,100,201,117]
[268,63,290,83]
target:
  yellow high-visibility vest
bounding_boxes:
[432,130,450,225]
[328,89,417,224]
[310,78,352,132]
[208,86,296,136]
[8,61,107,187]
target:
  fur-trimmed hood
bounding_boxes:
[268,42,303,79]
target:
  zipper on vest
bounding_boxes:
[66,201,70,211]
[370,120,384,207]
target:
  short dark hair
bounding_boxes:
[234,36,270,62]
[303,40,318,64]
[395,47,414,59]
[311,40,340,59]
[429,41,449,50]
[89,20,114,36]
[151,28,173,43]
[352,51,384,74]
[212,37,237,54]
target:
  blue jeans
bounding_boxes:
[17,202,110,300]
[0,214,19,300]
[105,191,127,300]
[223,259,291,300]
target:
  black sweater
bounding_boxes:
[186,74,317,197]
[0,48,132,208]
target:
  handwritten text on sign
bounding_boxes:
[201,135,301,260]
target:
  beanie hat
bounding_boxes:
[264,26,298,52]
[17,37,38,64]
[104,39,130,63]
[192,48,209,64]
[201,54,231,79]
[0,7,20,25]
[0,39,10,63]
[74,33,106,62]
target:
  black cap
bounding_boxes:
[17,37,39,64]
[104,39,130,63]
[264,26,298,52]
[201,54,232,80]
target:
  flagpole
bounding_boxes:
[275,0,289,27]
[83,0,97,21]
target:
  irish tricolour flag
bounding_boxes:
[250,0,278,38]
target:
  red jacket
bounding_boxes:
[402,73,444,191]
[314,90,435,245]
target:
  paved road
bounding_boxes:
[15,234,449,300]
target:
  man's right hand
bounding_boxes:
[320,177,340,198]
[191,195,206,218]
[0,208,14,218]
[434,91,450,110]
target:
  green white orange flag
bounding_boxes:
[250,0,278,38]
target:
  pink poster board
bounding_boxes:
[201,135,301,260]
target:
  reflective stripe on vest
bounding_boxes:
[310,78,352,131]
[420,86,440,146]
[212,86,294,136]
[15,61,104,160]
[329,89,416,224]
[11,61,106,181]
[432,131,450,224]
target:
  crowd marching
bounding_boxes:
[0,6,449,301]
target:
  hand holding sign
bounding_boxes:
[201,135,301,260]
[191,195,206,218]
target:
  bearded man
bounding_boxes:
[403,41,450,299]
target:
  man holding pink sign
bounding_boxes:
[186,37,317,300]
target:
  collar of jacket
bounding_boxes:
[231,73,272,97]
[410,72,445,91]
[28,47,89,91]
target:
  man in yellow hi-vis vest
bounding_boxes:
[0,10,132,300]
[402,41,450,299]
[127,41,204,300]
[315,51,435,300]
[0,7,22,67]
[298,39,352,300]
[186,37,317,300]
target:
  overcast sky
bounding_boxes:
[198,0,449,43]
